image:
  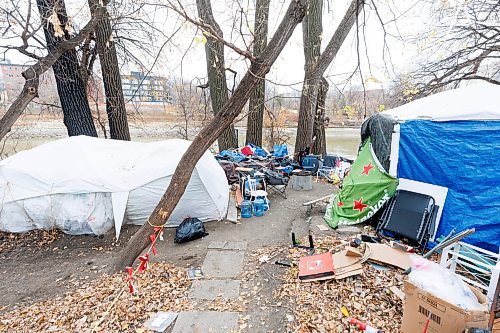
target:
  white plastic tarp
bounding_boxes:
[383,83,500,121]
[0,136,229,237]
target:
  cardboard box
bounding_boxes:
[401,281,490,333]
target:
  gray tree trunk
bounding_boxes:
[196,0,238,151]
[36,0,98,137]
[89,0,130,141]
[312,77,328,157]
[245,0,270,147]
[295,0,364,155]
[296,0,323,154]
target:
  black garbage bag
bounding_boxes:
[174,218,209,243]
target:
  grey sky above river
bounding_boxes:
[1,0,466,92]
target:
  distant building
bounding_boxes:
[0,60,58,105]
[121,71,172,105]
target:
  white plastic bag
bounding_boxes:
[408,255,484,310]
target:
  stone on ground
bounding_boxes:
[201,250,245,278]
[171,311,238,333]
[189,279,240,300]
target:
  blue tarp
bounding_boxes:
[397,120,500,252]
[219,150,246,162]
[273,144,288,158]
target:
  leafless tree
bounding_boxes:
[245,0,270,146]
[410,0,500,96]
[0,0,106,140]
[294,0,365,155]
[112,0,308,271]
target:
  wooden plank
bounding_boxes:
[302,194,331,206]
[227,195,238,223]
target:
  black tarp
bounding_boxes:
[360,114,396,171]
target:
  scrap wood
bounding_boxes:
[389,286,405,301]
[235,184,243,207]
[302,194,332,206]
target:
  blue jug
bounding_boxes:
[241,200,252,218]
[253,198,265,217]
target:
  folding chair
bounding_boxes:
[376,189,438,252]
[263,169,289,199]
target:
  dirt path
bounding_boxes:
[0,182,335,321]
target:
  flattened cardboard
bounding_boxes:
[367,243,412,270]
[345,246,363,257]
[332,250,363,279]
[401,281,489,333]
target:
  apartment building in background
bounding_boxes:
[121,71,172,105]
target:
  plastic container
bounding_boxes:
[241,200,252,218]
[253,198,266,217]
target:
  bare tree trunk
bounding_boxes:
[196,0,238,151]
[295,0,323,154]
[0,4,104,141]
[246,0,270,147]
[312,77,328,157]
[36,0,98,137]
[295,0,364,155]
[112,0,308,272]
[89,0,131,141]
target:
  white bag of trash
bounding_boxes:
[408,255,484,310]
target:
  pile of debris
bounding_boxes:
[275,235,405,332]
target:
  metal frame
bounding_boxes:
[439,241,500,307]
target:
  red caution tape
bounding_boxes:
[138,253,149,274]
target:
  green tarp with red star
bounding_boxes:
[324,138,398,229]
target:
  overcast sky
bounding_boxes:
[1,0,454,93]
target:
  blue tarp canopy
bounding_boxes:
[378,83,500,252]
[397,120,500,252]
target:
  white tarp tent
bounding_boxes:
[0,136,229,238]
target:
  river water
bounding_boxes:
[0,122,361,160]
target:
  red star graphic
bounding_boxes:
[337,201,344,207]
[353,198,368,213]
[361,162,374,175]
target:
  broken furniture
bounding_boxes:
[376,189,437,252]
[439,241,500,314]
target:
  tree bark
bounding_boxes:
[312,77,328,157]
[89,0,131,141]
[196,0,238,151]
[36,0,98,137]
[245,0,270,147]
[295,0,323,155]
[295,0,364,155]
[112,0,308,272]
[0,4,104,141]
